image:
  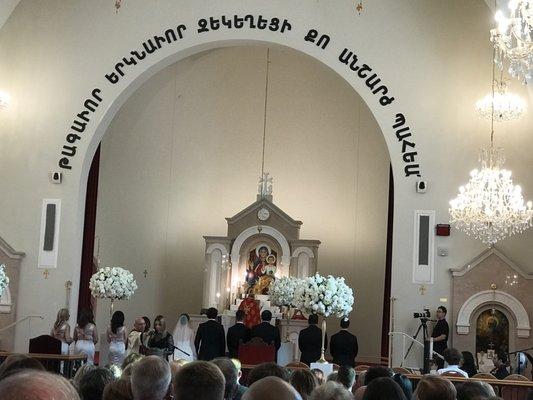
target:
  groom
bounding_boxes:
[194,307,226,361]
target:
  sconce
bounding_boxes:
[0,91,10,110]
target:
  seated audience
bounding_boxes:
[212,357,239,400]
[173,360,225,400]
[311,368,325,385]
[337,366,356,391]
[461,351,478,378]
[413,375,456,400]
[131,355,171,400]
[247,362,290,386]
[121,353,144,377]
[243,376,302,400]
[0,353,45,380]
[231,358,247,400]
[79,367,117,400]
[0,370,80,399]
[438,348,468,377]
[103,378,134,400]
[170,359,188,380]
[72,363,97,389]
[392,374,413,400]
[290,369,318,400]
[311,381,354,400]
[491,352,510,379]
[362,377,407,400]
[364,366,393,385]
[457,380,496,400]
[327,372,339,382]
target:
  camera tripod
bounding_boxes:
[401,317,431,373]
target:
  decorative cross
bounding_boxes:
[356,1,364,14]
[258,172,273,197]
[43,269,50,279]
[419,284,427,295]
[143,269,148,278]
[65,281,72,309]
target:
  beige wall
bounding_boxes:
[95,46,390,361]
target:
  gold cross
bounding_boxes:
[356,1,364,14]
[43,269,50,279]
[419,284,427,295]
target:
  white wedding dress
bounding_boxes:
[172,315,196,361]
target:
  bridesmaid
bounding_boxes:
[107,311,127,366]
[50,308,73,354]
[73,308,98,364]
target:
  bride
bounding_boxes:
[172,313,196,361]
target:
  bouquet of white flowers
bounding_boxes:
[269,276,301,307]
[0,264,9,297]
[294,273,354,317]
[89,266,137,300]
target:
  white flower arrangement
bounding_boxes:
[89,266,137,300]
[0,264,9,297]
[269,276,301,307]
[294,273,354,317]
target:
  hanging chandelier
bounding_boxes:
[475,80,526,122]
[449,53,533,246]
[490,0,533,83]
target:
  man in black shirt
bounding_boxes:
[227,310,251,359]
[431,305,449,369]
[251,310,281,352]
[298,314,327,365]
[330,318,358,367]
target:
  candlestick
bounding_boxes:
[429,337,434,360]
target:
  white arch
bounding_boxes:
[456,290,530,338]
[206,243,229,256]
[231,225,291,268]
[292,247,315,258]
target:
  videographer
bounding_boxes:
[430,306,449,368]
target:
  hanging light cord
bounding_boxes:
[491,46,496,147]
[261,48,271,178]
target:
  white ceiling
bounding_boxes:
[0,0,20,32]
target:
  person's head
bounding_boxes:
[72,363,97,389]
[235,310,245,322]
[436,306,447,320]
[178,313,190,325]
[231,358,243,383]
[310,381,353,400]
[311,368,325,385]
[54,308,70,329]
[340,318,350,329]
[153,315,166,333]
[121,353,144,375]
[244,376,302,400]
[207,307,219,320]
[461,351,476,368]
[211,358,238,400]
[79,367,117,400]
[457,381,495,400]
[392,374,413,400]
[170,359,189,381]
[173,361,225,400]
[78,308,95,328]
[308,314,319,325]
[131,355,171,400]
[443,348,462,366]
[0,353,45,380]
[133,316,146,332]
[327,372,338,382]
[142,316,150,332]
[103,378,133,400]
[363,377,407,400]
[261,310,272,322]
[414,375,456,400]
[0,370,80,399]
[364,366,392,386]
[258,246,269,260]
[248,362,290,386]
[494,352,507,366]
[290,369,318,400]
[337,366,356,390]
[111,311,125,334]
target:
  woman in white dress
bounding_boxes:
[172,313,195,361]
[50,308,73,355]
[107,310,127,366]
[73,308,98,365]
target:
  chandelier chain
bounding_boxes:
[261,48,271,180]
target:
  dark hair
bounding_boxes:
[103,378,133,400]
[79,367,116,400]
[290,369,317,400]
[337,366,356,389]
[258,246,268,253]
[142,316,151,332]
[340,318,350,329]
[248,362,289,386]
[393,374,413,400]
[207,307,218,320]
[438,306,447,315]
[497,352,507,363]
[443,348,462,365]
[457,381,494,400]
[235,310,245,321]
[154,315,167,333]
[0,354,45,381]
[173,361,225,400]
[363,377,407,400]
[211,358,238,400]
[461,351,477,377]
[414,375,456,400]
[364,366,392,386]
[308,314,318,325]
[110,311,125,334]
[261,310,272,321]
[78,308,95,329]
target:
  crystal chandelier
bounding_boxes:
[490,0,533,83]
[475,80,526,122]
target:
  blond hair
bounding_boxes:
[54,308,69,331]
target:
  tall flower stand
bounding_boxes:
[311,318,333,375]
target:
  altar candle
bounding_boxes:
[429,337,434,360]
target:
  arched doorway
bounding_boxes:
[476,309,509,355]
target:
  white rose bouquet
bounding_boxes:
[269,276,301,307]
[294,273,354,317]
[0,264,9,297]
[89,266,137,300]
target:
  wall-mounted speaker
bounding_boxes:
[38,199,61,269]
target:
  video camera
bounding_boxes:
[413,309,431,319]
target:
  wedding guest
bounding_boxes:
[363,377,407,400]
[172,313,195,361]
[146,315,174,359]
[0,370,80,400]
[413,376,456,400]
[78,367,116,400]
[330,318,358,367]
[392,374,413,400]
[139,316,151,353]
[437,348,468,377]
[212,357,238,400]
[354,366,392,400]
[243,376,302,400]
[126,316,146,355]
[173,361,225,400]
[231,358,247,400]
[51,308,73,354]
[298,314,327,365]
[103,378,133,400]
[311,381,353,400]
[195,308,225,361]
[74,308,98,364]
[491,352,510,379]
[311,368,325,385]
[227,310,251,359]
[337,366,356,391]
[108,311,127,366]
[72,363,97,390]
[0,354,45,381]
[131,356,171,400]
[247,362,290,386]
[457,381,495,400]
[290,369,318,400]
[461,351,478,378]
[121,353,144,377]
[250,310,281,351]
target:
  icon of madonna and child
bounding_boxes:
[245,245,278,295]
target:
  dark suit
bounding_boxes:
[251,321,281,351]
[298,324,327,366]
[330,329,358,367]
[227,322,251,359]
[194,319,225,361]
